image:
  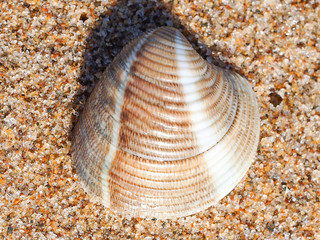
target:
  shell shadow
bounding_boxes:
[70,0,240,130]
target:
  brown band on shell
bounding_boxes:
[109,152,215,218]
[107,28,214,217]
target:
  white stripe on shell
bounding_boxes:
[175,32,226,156]
[175,31,255,201]
[199,73,257,202]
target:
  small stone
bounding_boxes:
[269,92,283,107]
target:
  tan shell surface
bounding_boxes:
[71,27,260,219]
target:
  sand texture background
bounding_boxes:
[0,0,319,239]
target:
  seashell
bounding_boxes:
[71,27,260,219]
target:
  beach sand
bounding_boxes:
[0,0,319,239]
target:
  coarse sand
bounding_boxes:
[0,0,319,239]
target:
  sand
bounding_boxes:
[0,0,319,239]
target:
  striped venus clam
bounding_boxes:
[71,27,260,219]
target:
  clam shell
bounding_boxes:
[71,27,260,219]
